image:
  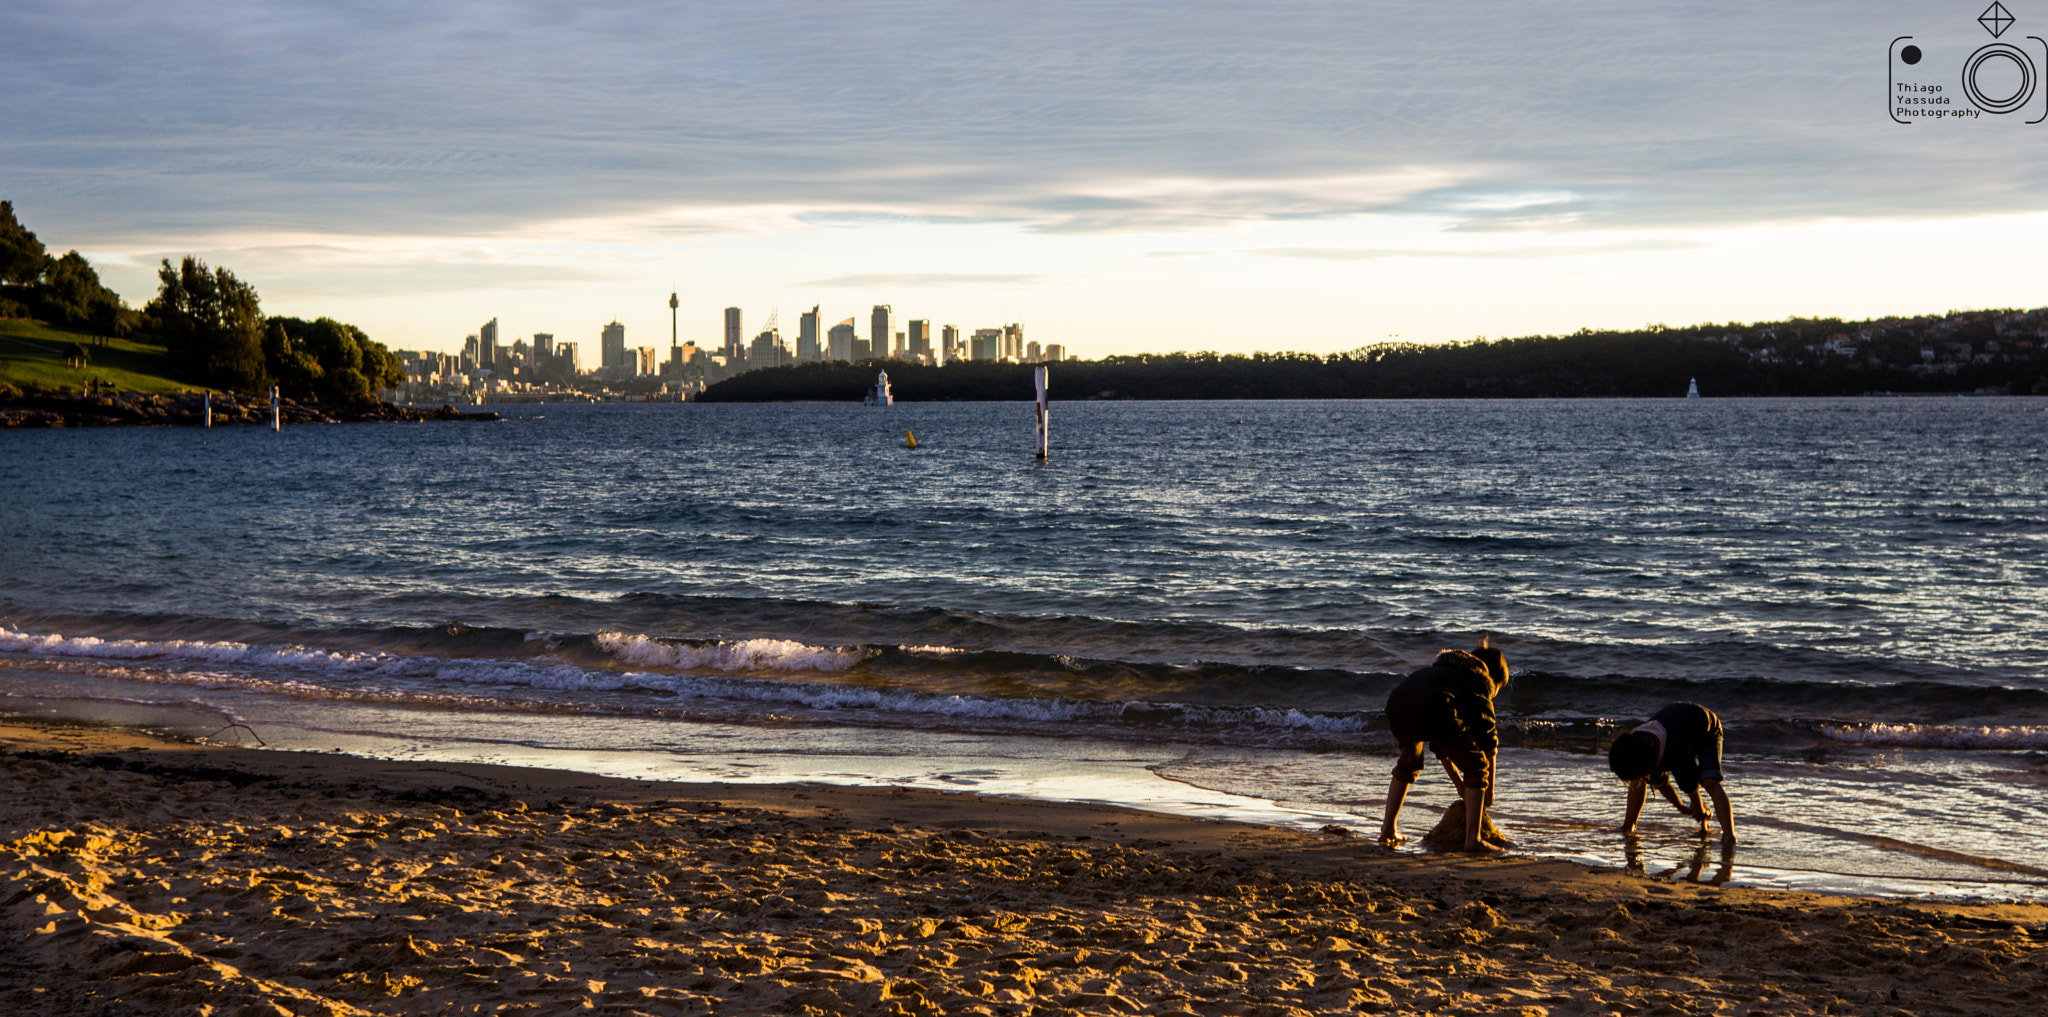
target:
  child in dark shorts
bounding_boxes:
[1608,702,1737,846]
[1377,635,1511,853]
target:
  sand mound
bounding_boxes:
[1420,800,1511,852]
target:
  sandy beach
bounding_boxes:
[4,721,2044,1017]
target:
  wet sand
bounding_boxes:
[4,721,2044,1017]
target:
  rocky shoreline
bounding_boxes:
[0,389,500,428]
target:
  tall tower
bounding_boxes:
[601,321,626,372]
[798,306,821,361]
[870,305,894,359]
[479,318,499,370]
[723,307,744,361]
[669,291,679,357]
[908,320,931,357]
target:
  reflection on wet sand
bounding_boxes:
[1628,836,1739,887]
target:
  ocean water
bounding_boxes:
[3,398,2046,899]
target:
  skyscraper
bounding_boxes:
[601,321,626,372]
[971,328,1003,361]
[941,325,960,364]
[908,320,931,357]
[723,307,744,362]
[1002,323,1024,362]
[870,305,894,358]
[827,319,856,361]
[480,318,499,371]
[749,327,785,366]
[798,306,821,361]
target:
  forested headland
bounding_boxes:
[703,310,2048,402]
[1,201,463,425]
[0,202,403,405]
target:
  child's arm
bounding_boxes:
[1622,778,1647,835]
[1654,777,1691,817]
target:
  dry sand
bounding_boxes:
[4,721,2044,1017]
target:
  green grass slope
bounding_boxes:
[0,318,195,394]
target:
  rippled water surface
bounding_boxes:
[3,398,2046,896]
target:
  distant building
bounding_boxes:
[533,333,554,358]
[749,328,787,367]
[724,307,744,362]
[1025,340,1041,363]
[636,346,657,376]
[601,321,626,372]
[894,331,907,357]
[828,319,857,361]
[871,305,894,358]
[555,341,580,375]
[971,328,1003,361]
[462,333,480,373]
[1002,323,1023,361]
[666,341,700,375]
[798,306,822,361]
[908,320,931,357]
[480,318,500,371]
[1044,343,1066,362]
[941,325,960,363]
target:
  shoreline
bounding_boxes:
[0,390,499,427]
[5,720,2044,1016]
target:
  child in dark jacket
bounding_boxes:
[1378,635,1511,853]
[1608,702,1736,846]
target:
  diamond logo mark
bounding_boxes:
[1981,2,2016,38]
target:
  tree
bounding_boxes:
[39,251,134,337]
[148,256,267,391]
[0,201,48,285]
[267,316,405,403]
[63,342,90,369]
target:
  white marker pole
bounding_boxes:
[203,392,212,428]
[1034,365,1049,459]
[270,386,280,431]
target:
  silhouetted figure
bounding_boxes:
[1378,635,1511,853]
[1610,702,1736,846]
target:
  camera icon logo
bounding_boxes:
[1891,3,2048,122]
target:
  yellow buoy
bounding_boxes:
[905,430,917,449]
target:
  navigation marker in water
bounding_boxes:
[270,386,281,430]
[1034,365,1049,459]
[906,430,917,449]
[203,392,211,428]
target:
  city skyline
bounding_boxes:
[6,3,2046,357]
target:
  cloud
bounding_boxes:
[4,1,2044,243]
[1155,238,1709,261]
[802,273,1050,288]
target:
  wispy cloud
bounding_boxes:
[1154,238,1709,261]
[802,273,1050,288]
[6,1,2035,244]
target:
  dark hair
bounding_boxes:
[1468,646,1509,693]
[1608,731,1660,781]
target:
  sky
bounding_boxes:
[6,1,2048,357]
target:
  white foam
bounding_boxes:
[596,631,865,672]
[0,625,372,668]
[1821,723,2048,750]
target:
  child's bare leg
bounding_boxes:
[1380,743,1425,845]
[1461,784,1503,854]
[1703,778,1736,845]
[1380,775,1412,845]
